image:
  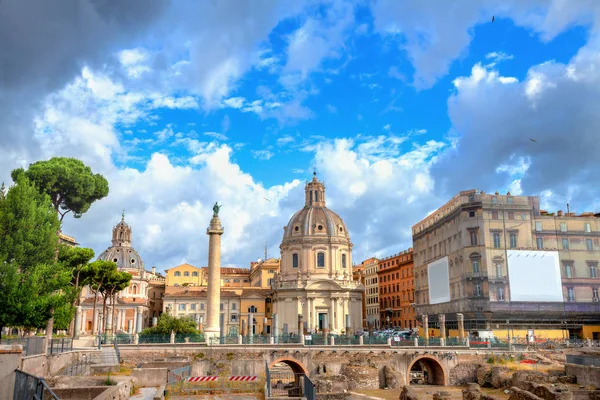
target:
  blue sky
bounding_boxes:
[1,0,599,271]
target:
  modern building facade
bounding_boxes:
[412,189,600,339]
[273,173,364,335]
[363,258,380,329]
[378,249,415,329]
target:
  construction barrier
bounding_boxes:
[229,376,257,381]
[188,376,218,382]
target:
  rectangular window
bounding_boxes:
[469,231,478,246]
[268,278,274,286]
[497,287,505,301]
[586,239,593,251]
[585,223,591,233]
[536,237,544,249]
[507,197,513,204]
[231,314,237,322]
[535,222,542,232]
[190,303,196,310]
[317,252,325,268]
[507,212,514,220]
[178,304,186,311]
[560,222,567,232]
[521,213,527,220]
[474,284,482,297]
[567,287,575,302]
[509,233,517,249]
[495,262,502,278]
[220,303,224,311]
[342,254,347,268]
[200,303,205,310]
[491,210,499,220]
[593,288,599,301]
[590,264,598,278]
[491,197,497,204]
[565,264,572,279]
[292,253,299,268]
[492,232,501,248]
[232,303,236,310]
[469,211,475,218]
[562,238,569,250]
[472,259,480,274]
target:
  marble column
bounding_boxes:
[73,306,82,339]
[422,314,429,344]
[136,306,143,333]
[92,309,99,334]
[205,213,224,342]
[439,314,446,338]
[80,309,86,333]
[330,299,336,331]
[133,308,138,333]
[333,298,339,330]
[272,314,278,340]
[457,313,465,341]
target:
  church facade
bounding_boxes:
[273,174,364,335]
[77,215,165,335]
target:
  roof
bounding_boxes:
[200,267,251,275]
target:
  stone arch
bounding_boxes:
[269,357,308,375]
[407,355,447,386]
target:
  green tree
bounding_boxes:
[58,246,95,305]
[141,314,199,335]
[85,260,118,334]
[12,157,109,222]
[12,157,109,342]
[99,270,131,334]
[0,177,64,340]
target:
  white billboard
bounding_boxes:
[428,256,451,304]
[507,250,563,302]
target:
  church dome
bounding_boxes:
[97,213,144,270]
[283,172,350,241]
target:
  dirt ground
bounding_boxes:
[355,385,511,400]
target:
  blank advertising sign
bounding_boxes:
[507,250,563,302]
[428,256,450,304]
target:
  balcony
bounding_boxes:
[463,271,488,280]
[488,273,507,283]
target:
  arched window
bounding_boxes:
[192,271,198,277]
[317,252,325,268]
[132,285,138,295]
[315,190,319,202]
[341,254,347,269]
[292,253,299,268]
[184,271,190,277]
[174,271,181,277]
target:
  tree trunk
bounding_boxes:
[91,290,99,334]
[102,294,108,335]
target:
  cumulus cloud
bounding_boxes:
[433,42,600,211]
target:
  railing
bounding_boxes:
[49,338,73,354]
[566,354,600,366]
[304,374,316,400]
[13,370,59,400]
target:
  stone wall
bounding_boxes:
[509,387,545,400]
[131,368,168,387]
[20,349,101,377]
[0,345,23,400]
[399,386,419,400]
[451,363,481,385]
[566,364,600,388]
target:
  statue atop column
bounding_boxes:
[213,202,221,217]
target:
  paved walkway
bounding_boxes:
[128,387,158,400]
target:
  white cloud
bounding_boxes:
[326,104,337,113]
[204,131,228,141]
[276,135,295,146]
[252,149,274,160]
[151,96,199,109]
[223,96,246,109]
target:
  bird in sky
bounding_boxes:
[530,138,537,142]
[492,16,495,23]
[263,197,272,202]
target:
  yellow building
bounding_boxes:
[165,263,203,288]
[250,258,280,289]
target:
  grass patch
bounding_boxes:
[102,372,116,386]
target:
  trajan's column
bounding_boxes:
[205,202,224,341]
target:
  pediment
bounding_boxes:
[305,280,342,291]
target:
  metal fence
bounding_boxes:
[304,374,316,400]
[1,336,46,356]
[13,370,59,400]
[49,338,73,354]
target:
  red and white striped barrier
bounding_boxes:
[187,376,218,382]
[229,376,257,381]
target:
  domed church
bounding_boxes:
[273,173,364,335]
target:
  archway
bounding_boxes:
[268,358,307,397]
[408,356,447,386]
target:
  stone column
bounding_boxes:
[80,309,86,333]
[92,309,99,334]
[330,299,336,331]
[322,314,329,337]
[439,314,446,346]
[263,317,268,335]
[297,314,303,335]
[272,314,278,342]
[115,310,121,333]
[345,314,352,337]
[136,306,143,333]
[133,308,138,333]
[220,313,225,344]
[205,214,224,342]
[241,319,247,337]
[73,306,82,339]
[248,312,254,343]
[422,314,429,345]
[333,298,339,331]
[457,313,465,342]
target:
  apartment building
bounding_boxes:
[412,189,600,339]
[353,262,367,328]
[378,249,414,329]
[363,258,380,329]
